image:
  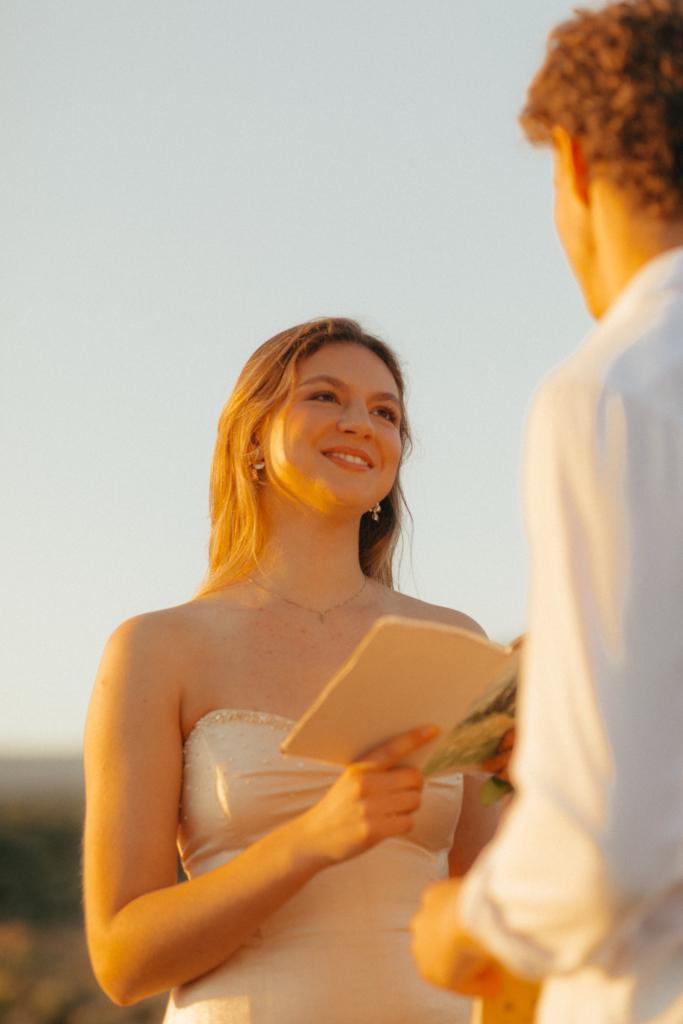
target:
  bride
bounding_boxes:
[83,317,499,1023]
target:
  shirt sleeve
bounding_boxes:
[457,371,683,980]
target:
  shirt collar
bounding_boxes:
[603,244,683,326]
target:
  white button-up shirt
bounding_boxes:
[458,247,683,1023]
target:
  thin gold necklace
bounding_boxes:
[248,574,367,623]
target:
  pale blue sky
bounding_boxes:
[3,1,592,754]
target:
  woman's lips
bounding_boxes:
[322,448,373,470]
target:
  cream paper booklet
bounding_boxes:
[281,616,520,777]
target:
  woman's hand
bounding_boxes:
[298,725,439,866]
[480,727,515,783]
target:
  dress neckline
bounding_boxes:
[183,707,297,750]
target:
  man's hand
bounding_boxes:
[411,879,504,998]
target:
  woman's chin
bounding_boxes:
[310,494,378,523]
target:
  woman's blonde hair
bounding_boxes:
[196,318,412,597]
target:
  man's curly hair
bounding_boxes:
[521,0,683,216]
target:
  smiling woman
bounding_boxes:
[260,346,402,568]
[198,318,412,595]
[83,317,498,1024]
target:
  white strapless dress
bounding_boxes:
[163,709,472,1024]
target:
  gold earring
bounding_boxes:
[369,502,381,522]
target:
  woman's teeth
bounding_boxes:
[327,452,369,466]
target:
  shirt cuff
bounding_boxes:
[457,848,549,982]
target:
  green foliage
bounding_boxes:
[0,810,83,924]
[480,776,514,805]
[0,801,165,1023]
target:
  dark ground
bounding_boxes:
[0,757,166,1024]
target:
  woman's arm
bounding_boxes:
[84,615,434,1006]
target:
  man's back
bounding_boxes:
[512,245,683,1023]
[411,6,683,1019]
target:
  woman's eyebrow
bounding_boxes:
[297,374,345,389]
[372,391,401,405]
[297,374,400,404]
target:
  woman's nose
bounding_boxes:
[337,401,373,435]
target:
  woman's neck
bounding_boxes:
[252,508,366,609]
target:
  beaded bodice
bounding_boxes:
[178,707,462,877]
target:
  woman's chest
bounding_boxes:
[182,613,378,732]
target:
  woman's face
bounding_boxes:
[262,343,403,518]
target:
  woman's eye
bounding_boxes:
[309,391,338,403]
[373,406,399,424]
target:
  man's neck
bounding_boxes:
[591,181,683,316]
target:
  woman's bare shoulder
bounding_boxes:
[104,591,244,657]
[96,591,254,703]
[88,599,236,752]
[104,600,202,661]
[380,589,487,639]
[92,604,198,715]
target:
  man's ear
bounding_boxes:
[552,125,590,205]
